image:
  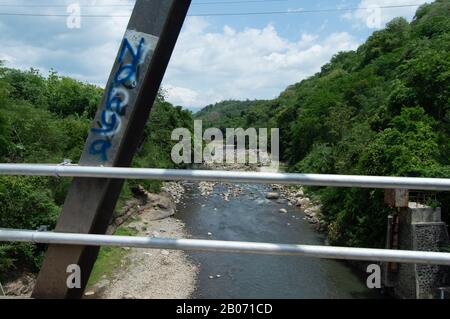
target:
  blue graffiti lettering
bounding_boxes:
[118,37,145,66]
[106,87,126,114]
[89,35,147,161]
[89,139,112,161]
[91,111,119,135]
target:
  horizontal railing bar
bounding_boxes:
[1,228,450,265]
[0,164,449,190]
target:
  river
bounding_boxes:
[176,181,381,299]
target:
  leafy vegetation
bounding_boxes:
[0,0,448,282]
[0,66,193,278]
[87,224,138,287]
[194,0,450,248]
[195,99,271,130]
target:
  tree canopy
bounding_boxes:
[193,0,450,248]
[0,66,193,276]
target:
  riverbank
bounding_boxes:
[89,216,197,299]
[86,183,197,299]
[177,178,378,298]
[176,155,378,298]
[275,184,327,232]
[202,152,326,234]
[2,182,198,299]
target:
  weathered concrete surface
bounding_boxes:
[392,205,450,299]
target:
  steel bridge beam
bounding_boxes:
[31,0,191,299]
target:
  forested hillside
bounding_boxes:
[0,67,193,277]
[0,0,448,285]
[195,0,450,248]
[195,99,267,129]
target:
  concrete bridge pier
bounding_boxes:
[383,190,450,299]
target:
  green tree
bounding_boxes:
[46,71,102,118]
[0,176,59,274]
[361,107,440,177]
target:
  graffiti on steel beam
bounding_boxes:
[89,30,158,162]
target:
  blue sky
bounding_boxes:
[190,0,371,40]
[0,0,430,111]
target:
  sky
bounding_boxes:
[0,0,431,111]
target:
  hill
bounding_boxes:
[194,99,262,129]
[0,67,193,276]
[195,0,450,248]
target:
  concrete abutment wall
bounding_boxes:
[385,205,450,299]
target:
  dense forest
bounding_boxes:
[0,0,449,282]
[0,67,193,277]
[195,1,450,248]
[194,99,265,130]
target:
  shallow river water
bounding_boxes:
[176,182,381,299]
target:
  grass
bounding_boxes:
[86,225,138,288]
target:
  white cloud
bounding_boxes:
[342,0,430,29]
[163,17,360,108]
[0,0,130,85]
[0,2,360,109]
[164,85,199,106]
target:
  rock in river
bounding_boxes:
[266,192,280,200]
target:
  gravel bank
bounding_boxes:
[97,214,198,299]
[91,185,198,299]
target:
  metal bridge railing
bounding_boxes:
[1,228,450,266]
[0,163,450,266]
[1,164,450,191]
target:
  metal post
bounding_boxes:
[384,189,409,274]
[382,215,394,287]
[32,0,191,299]
[0,281,5,296]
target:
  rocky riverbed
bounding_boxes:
[2,150,325,299]
[91,216,197,299]
[2,181,198,299]
[200,152,326,234]
[274,184,327,232]
[87,182,197,299]
[176,172,377,298]
[197,181,325,232]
